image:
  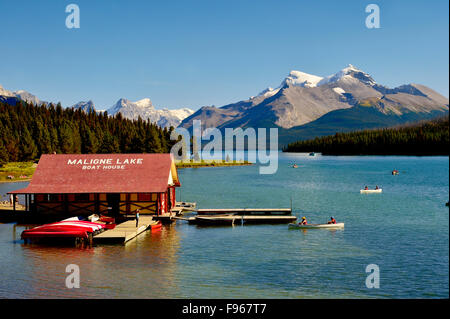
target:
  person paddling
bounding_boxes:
[364,186,369,190]
[328,216,337,224]
[299,216,307,225]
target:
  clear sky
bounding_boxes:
[0,0,448,111]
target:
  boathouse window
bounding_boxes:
[49,194,62,202]
[74,194,90,202]
[138,193,152,201]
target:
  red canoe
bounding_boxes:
[151,221,162,231]
[22,230,89,239]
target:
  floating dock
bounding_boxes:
[195,208,292,215]
[93,216,158,243]
[180,208,297,225]
[193,214,297,225]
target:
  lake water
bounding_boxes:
[0,153,448,298]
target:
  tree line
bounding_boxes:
[283,116,449,155]
[0,100,177,163]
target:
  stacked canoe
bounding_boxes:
[21,220,113,242]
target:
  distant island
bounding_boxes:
[283,117,449,156]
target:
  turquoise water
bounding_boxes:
[0,154,448,298]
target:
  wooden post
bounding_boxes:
[13,195,16,212]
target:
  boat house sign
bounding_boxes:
[67,158,144,170]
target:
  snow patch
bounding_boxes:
[332,87,346,95]
[107,98,194,128]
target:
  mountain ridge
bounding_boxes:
[179,65,449,146]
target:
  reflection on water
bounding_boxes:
[0,154,448,298]
[1,224,181,298]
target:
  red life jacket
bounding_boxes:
[331,219,336,224]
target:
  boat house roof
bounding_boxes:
[9,154,180,194]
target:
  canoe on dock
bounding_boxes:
[93,216,155,243]
[288,223,344,229]
[21,220,108,240]
[360,189,382,194]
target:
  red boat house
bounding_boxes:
[8,153,180,217]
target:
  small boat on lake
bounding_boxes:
[288,222,344,229]
[360,189,382,194]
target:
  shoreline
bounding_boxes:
[175,160,252,168]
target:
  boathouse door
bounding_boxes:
[107,193,120,216]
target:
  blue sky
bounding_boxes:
[0,0,448,110]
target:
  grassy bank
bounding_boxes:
[0,162,35,183]
[175,159,252,168]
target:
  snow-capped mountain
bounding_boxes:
[180,64,449,145]
[0,84,194,129]
[256,64,375,95]
[70,100,95,113]
[106,98,194,128]
[0,85,44,105]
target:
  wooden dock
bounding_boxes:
[194,215,296,225]
[181,213,297,226]
[195,208,292,215]
[93,216,157,243]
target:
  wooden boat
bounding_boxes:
[288,222,344,229]
[360,189,382,194]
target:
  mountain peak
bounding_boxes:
[283,70,323,88]
[135,98,153,108]
[318,64,376,86]
[71,100,95,113]
[106,97,193,128]
[0,84,14,97]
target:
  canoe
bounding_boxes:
[288,223,344,229]
[151,221,162,230]
[22,230,89,239]
[360,189,382,194]
[32,221,103,232]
